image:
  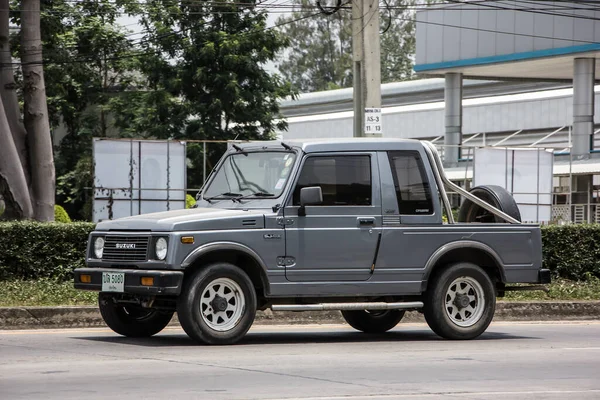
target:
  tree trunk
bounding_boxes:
[0,95,33,219]
[0,0,29,177]
[21,0,55,221]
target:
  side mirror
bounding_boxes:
[299,186,322,216]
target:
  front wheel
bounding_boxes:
[98,293,174,337]
[177,263,257,345]
[341,309,405,333]
[424,263,496,340]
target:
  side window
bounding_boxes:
[388,151,433,215]
[293,155,372,206]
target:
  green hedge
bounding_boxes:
[0,221,600,282]
[541,225,600,281]
[0,221,95,281]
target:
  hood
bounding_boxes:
[95,207,265,232]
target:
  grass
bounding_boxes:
[0,277,598,307]
[0,278,97,307]
[503,277,600,301]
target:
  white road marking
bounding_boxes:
[276,389,600,400]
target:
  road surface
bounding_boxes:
[1,322,600,399]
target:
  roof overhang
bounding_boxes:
[415,45,600,81]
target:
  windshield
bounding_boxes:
[203,151,297,199]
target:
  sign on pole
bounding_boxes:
[364,108,382,136]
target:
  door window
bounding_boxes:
[292,155,372,206]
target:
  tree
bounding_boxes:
[0,0,54,220]
[112,0,296,189]
[38,0,142,220]
[276,0,421,92]
[21,0,55,221]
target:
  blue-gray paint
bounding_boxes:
[77,139,545,299]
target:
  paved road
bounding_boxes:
[1,322,600,400]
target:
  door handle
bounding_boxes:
[357,217,376,227]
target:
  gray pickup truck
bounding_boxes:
[74,138,549,344]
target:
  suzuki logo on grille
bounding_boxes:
[115,243,136,249]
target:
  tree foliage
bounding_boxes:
[111,0,296,189]
[276,0,421,92]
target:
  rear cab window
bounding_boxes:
[388,151,433,215]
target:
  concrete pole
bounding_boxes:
[444,72,463,166]
[572,58,595,158]
[352,0,382,137]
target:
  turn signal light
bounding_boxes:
[80,274,92,283]
[141,277,154,286]
[181,236,195,244]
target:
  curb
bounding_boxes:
[1,301,599,330]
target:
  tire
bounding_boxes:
[341,309,405,333]
[458,185,521,223]
[177,263,257,345]
[98,293,174,337]
[424,263,496,340]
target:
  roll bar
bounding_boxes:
[421,141,521,224]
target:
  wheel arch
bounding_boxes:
[423,241,506,290]
[181,242,270,297]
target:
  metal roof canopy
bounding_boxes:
[415,1,600,80]
[445,158,600,181]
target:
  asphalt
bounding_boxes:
[1,322,600,400]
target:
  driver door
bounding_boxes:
[283,153,382,282]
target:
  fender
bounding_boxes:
[423,240,507,282]
[181,241,270,288]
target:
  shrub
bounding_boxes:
[1,221,600,282]
[0,221,94,281]
[54,205,72,223]
[541,224,600,280]
[186,194,196,209]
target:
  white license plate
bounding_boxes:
[102,272,125,292]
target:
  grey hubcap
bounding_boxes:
[200,277,245,332]
[445,276,485,328]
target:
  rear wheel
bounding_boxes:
[177,263,257,345]
[424,263,495,340]
[98,293,174,337]
[341,309,405,333]
[458,185,521,223]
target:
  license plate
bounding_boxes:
[102,272,125,292]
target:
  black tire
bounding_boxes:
[341,309,405,333]
[458,185,521,223]
[424,263,496,340]
[98,293,174,337]
[177,263,257,345]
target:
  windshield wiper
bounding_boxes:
[204,192,243,202]
[236,191,275,201]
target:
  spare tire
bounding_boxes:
[458,185,521,223]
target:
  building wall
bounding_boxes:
[416,1,600,67]
[282,86,600,140]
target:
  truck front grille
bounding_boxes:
[102,236,150,262]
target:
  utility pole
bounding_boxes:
[352,0,382,137]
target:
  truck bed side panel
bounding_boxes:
[375,224,543,284]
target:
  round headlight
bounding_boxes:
[94,237,105,259]
[155,238,168,260]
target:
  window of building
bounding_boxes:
[292,155,372,206]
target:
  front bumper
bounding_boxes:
[74,268,184,296]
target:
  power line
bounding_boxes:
[444,0,600,21]
[337,3,600,44]
[0,9,323,67]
